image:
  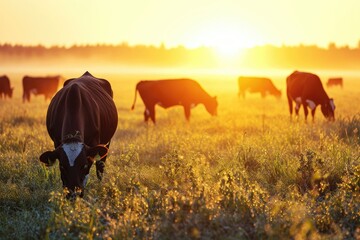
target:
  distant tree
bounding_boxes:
[328,42,337,50]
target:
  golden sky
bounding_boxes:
[1,0,359,50]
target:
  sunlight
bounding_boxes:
[186,21,260,59]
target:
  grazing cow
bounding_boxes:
[286,71,335,121]
[22,75,62,102]
[327,78,343,88]
[0,75,14,99]
[238,76,281,98]
[39,72,118,199]
[131,79,217,123]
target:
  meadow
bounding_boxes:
[0,69,359,239]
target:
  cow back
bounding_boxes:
[286,71,329,104]
[22,76,60,95]
[46,72,118,147]
[137,79,212,108]
[238,77,281,96]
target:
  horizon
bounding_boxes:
[0,41,358,50]
[1,0,360,52]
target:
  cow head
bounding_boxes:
[40,143,108,199]
[321,98,335,121]
[205,96,218,116]
[7,87,14,98]
[274,89,281,99]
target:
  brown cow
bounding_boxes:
[238,76,281,98]
[131,79,217,123]
[287,71,335,122]
[22,75,62,102]
[0,75,14,99]
[327,78,343,88]
[39,72,118,199]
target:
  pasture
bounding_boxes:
[0,69,359,239]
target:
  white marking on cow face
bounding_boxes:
[62,142,84,167]
[295,97,301,110]
[306,99,316,110]
[83,174,89,187]
[330,99,335,111]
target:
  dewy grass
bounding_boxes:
[0,72,359,239]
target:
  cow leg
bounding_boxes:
[94,141,112,181]
[239,90,245,98]
[261,91,266,98]
[145,104,156,124]
[311,109,316,122]
[302,101,309,122]
[183,105,191,122]
[24,92,30,102]
[95,141,110,181]
[96,160,105,180]
[144,108,150,122]
[295,103,300,119]
[287,95,293,120]
[149,105,156,124]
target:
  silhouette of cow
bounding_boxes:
[327,78,343,88]
[287,71,335,121]
[0,75,14,99]
[131,79,217,123]
[22,75,62,102]
[238,76,281,98]
[40,72,118,199]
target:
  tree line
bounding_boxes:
[1,42,360,69]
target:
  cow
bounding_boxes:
[286,71,335,122]
[39,72,118,199]
[22,75,62,102]
[327,78,343,88]
[131,79,217,124]
[0,75,14,99]
[238,76,281,98]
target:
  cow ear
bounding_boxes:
[86,145,109,161]
[40,150,60,167]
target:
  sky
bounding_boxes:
[1,0,359,50]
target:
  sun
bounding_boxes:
[185,21,260,58]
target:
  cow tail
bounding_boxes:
[131,83,138,110]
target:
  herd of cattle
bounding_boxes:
[0,71,338,198]
[0,74,62,102]
[0,71,340,121]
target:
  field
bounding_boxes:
[0,69,359,239]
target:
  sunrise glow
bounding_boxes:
[1,0,359,49]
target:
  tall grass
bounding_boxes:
[0,72,359,239]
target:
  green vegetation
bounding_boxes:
[0,73,359,239]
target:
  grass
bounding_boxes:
[0,69,359,239]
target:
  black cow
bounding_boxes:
[131,79,217,123]
[286,71,335,121]
[22,75,62,102]
[327,78,343,88]
[238,76,281,98]
[39,72,118,198]
[0,75,14,99]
